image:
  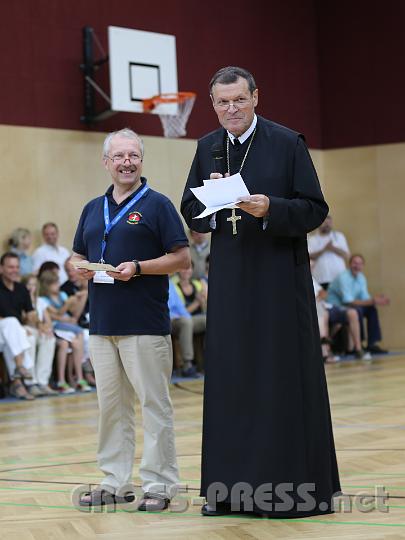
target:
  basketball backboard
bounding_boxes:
[109,26,178,115]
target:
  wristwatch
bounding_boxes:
[132,260,141,277]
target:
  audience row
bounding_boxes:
[0,224,211,399]
[0,215,391,400]
[309,215,390,363]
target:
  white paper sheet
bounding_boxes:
[190,173,250,219]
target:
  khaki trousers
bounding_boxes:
[89,334,179,497]
[171,313,206,361]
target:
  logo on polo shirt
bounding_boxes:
[127,211,142,225]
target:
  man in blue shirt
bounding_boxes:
[71,128,190,511]
[327,254,390,353]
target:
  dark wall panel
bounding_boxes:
[317,0,405,148]
[2,1,404,148]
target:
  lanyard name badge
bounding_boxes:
[93,183,149,285]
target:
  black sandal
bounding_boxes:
[79,489,135,507]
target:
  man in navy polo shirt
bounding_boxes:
[71,128,190,511]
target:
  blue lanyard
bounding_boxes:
[100,183,149,263]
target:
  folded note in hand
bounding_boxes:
[190,173,250,219]
[72,261,120,272]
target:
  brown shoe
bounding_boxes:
[10,381,35,400]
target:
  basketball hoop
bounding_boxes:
[142,92,196,138]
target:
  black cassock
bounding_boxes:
[181,116,340,517]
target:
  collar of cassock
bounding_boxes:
[227,114,257,145]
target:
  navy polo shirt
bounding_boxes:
[73,179,188,336]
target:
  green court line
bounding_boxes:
[0,485,405,509]
[1,501,405,527]
[7,471,403,493]
[278,519,405,528]
[7,472,405,492]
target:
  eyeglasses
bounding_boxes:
[213,97,252,111]
[106,153,142,164]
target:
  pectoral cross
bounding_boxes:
[227,209,241,235]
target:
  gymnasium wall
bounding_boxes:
[0,125,403,348]
[0,1,404,348]
[315,144,405,351]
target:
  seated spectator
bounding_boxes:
[175,265,207,323]
[168,280,199,378]
[38,271,91,393]
[312,277,339,363]
[308,215,350,289]
[38,260,60,279]
[0,253,54,400]
[189,230,210,280]
[32,222,70,284]
[61,260,89,329]
[327,254,390,354]
[172,266,206,373]
[21,274,57,396]
[61,260,95,386]
[313,275,371,362]
[311,258,371,361]
[8,228,34,277]
[0,316,34,399]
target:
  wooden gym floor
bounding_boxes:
[1,353,405,540]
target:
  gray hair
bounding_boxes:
[209,66,257,94]
[103,128,144,158]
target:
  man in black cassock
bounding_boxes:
[181,66,341,518]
